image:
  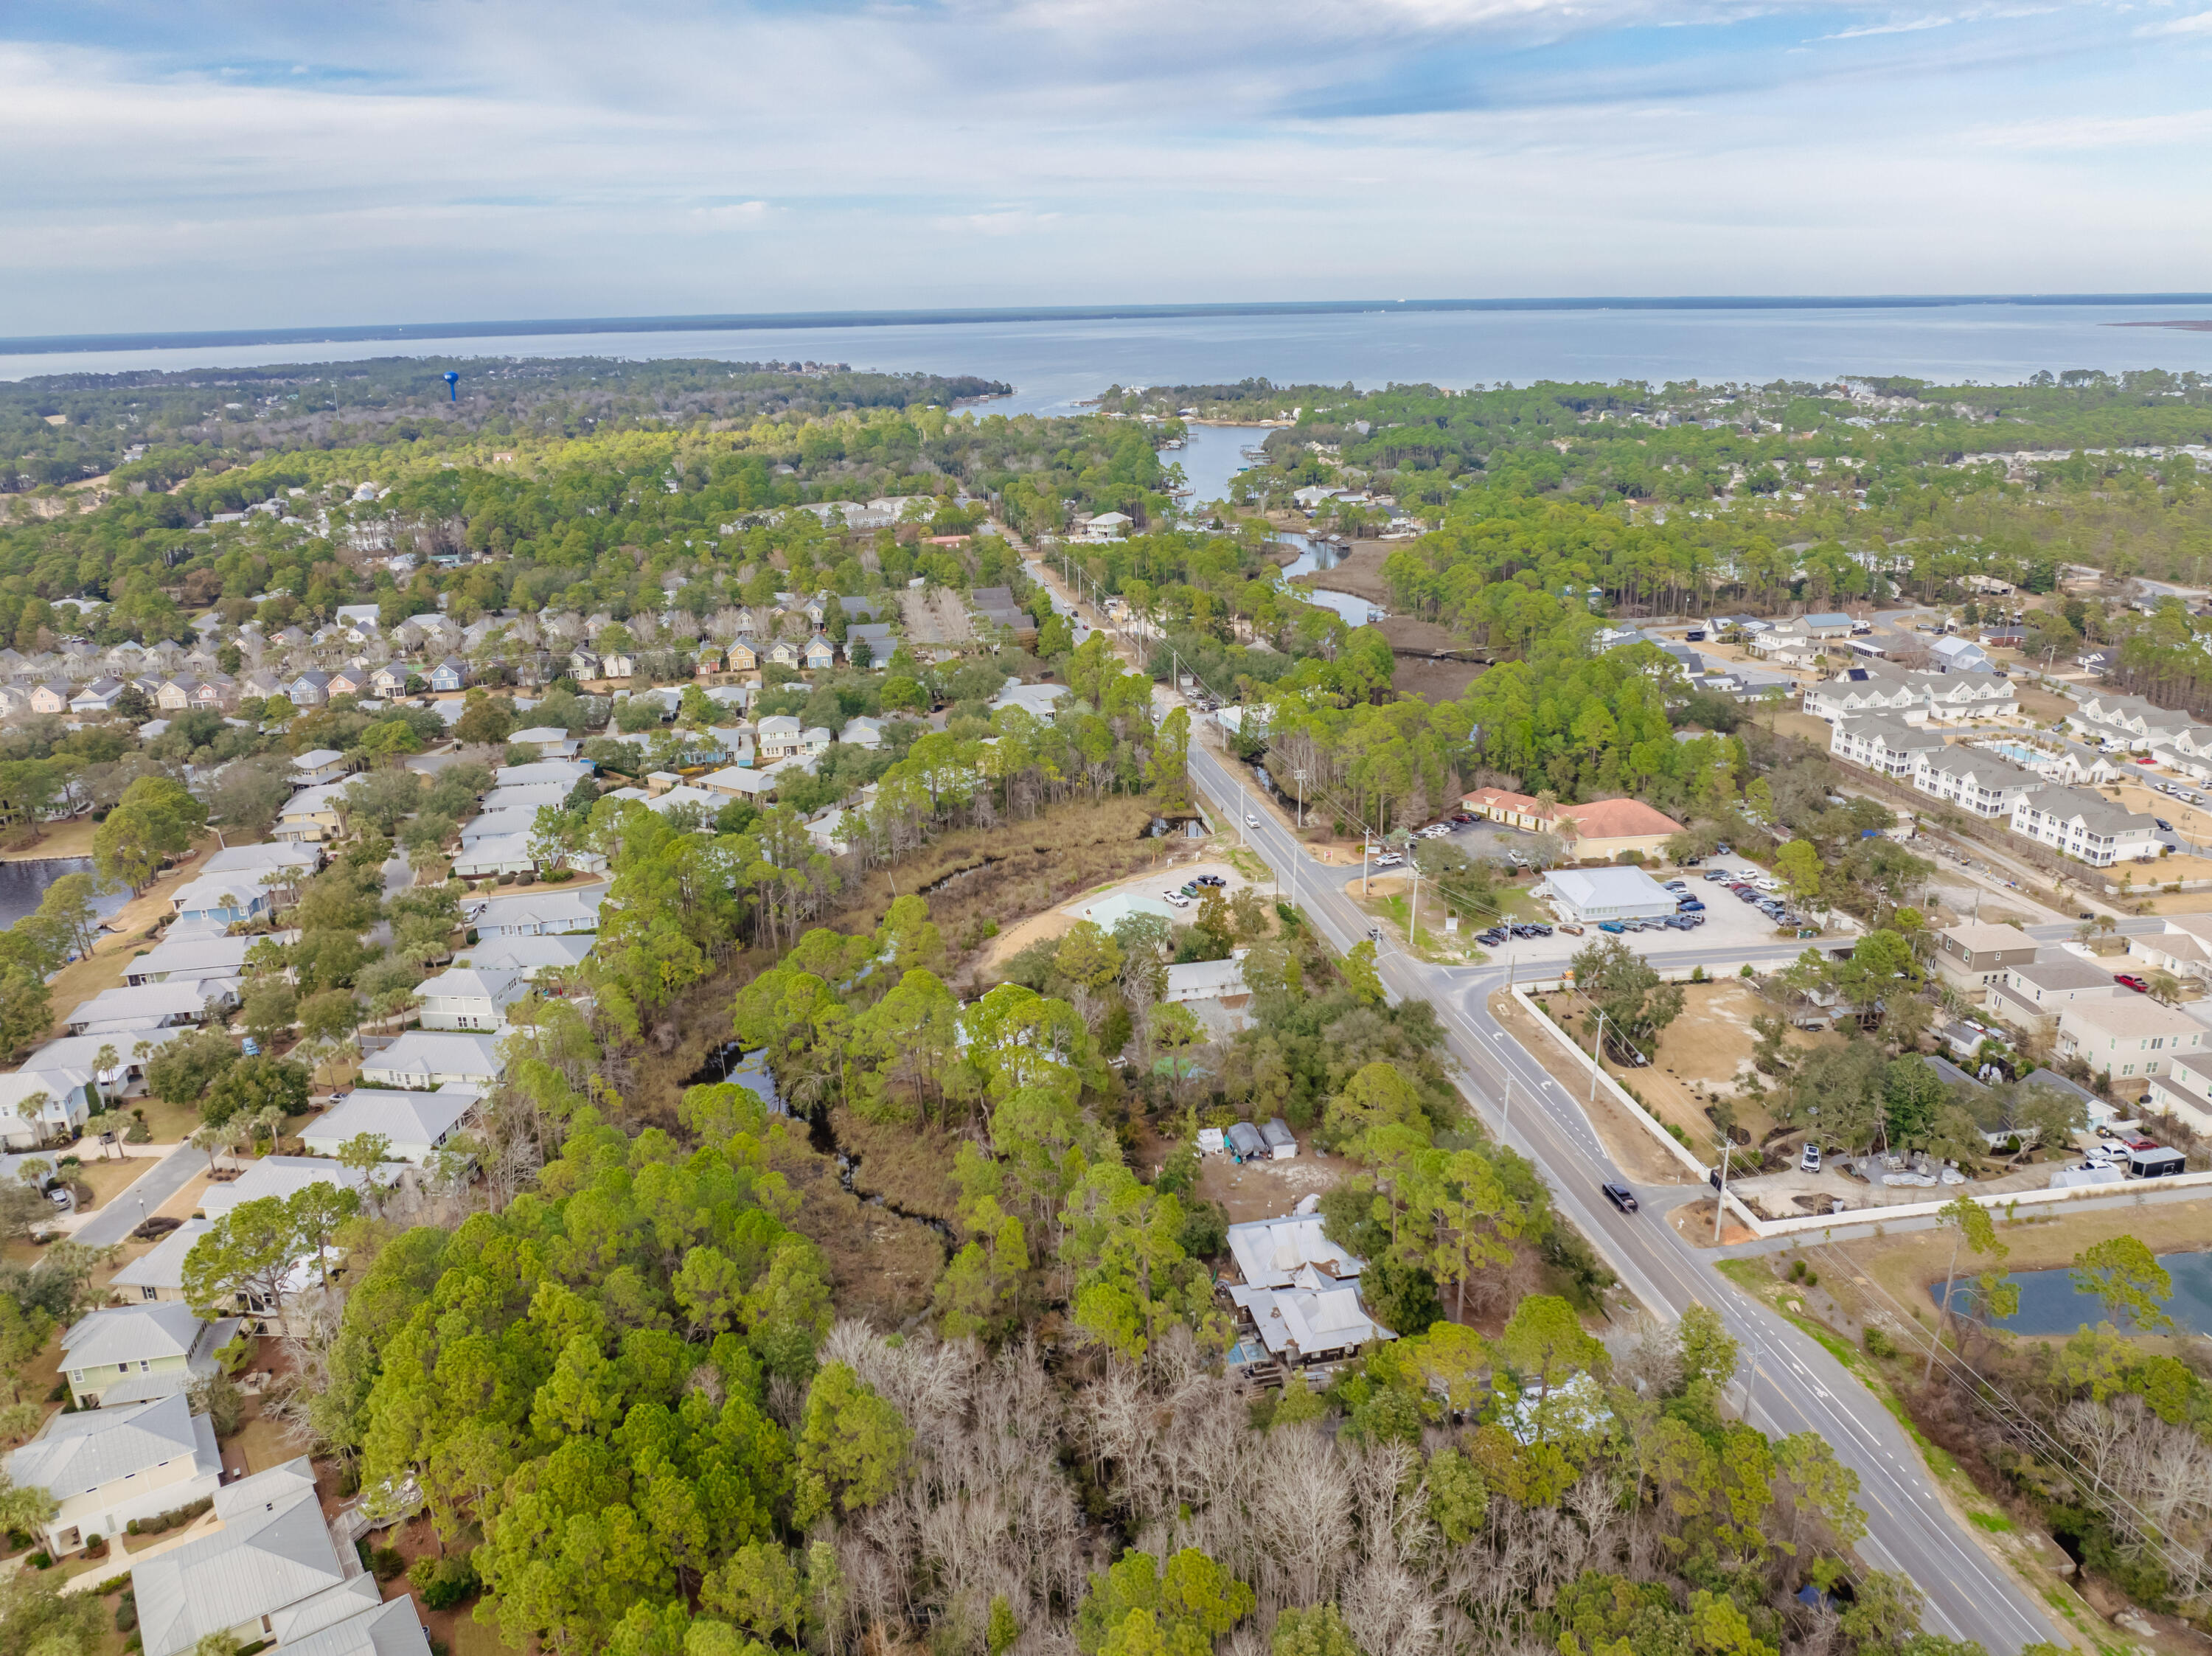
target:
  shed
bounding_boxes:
[1224,1122,1267,1159]
[1259,1119,1298,1159]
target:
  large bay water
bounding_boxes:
[8,303,2212,413]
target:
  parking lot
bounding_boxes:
[1459,857,1841,973]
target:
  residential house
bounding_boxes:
[495,759,591,787]
[479,782,569,815]
[803,633,838,671]
[696,765,779,800]
[450,835,535,879]
[24,1029,183,1095]
[428,656,470,693]
[841,716,885,748]
[2055,994,2208,1093]
[762,639,801,671]
[358,1030,504,1090]
[69,677,128,714]
[1911,745,2039,819]
[723,636,759,673]
[1987,956,2121,1035]
[368,664,410,697]
[302,1088,480,1163]
[65,981,226,1037]
[2145,1051,2212,1139]
[274,782,348,843]
[199,1156,375,1223]
[326,666,368,700]
[2124,914,2212,987]
[4,1392,220,1556]
[600,650,637,679]
[2008,784,2163,867]
[58,1304,238,1408]
[566,647,601,681]
[292,748,357,787]
[151,677,202,712]
[508,726,582,759]
[414,966,527,1029]
[0,1068,93,1150]
[463,886,607,937]
[990,679,1071,717]
[844,623,893,667]
[239,667,286,701]
[167,872,284,929]
[455,934,595,978]
[286,669,331,706]
[29,681,70,714]
[1829,714,1947,779]
[130,1458,433,1656]
[1931,922,2038,1001]
[757,714,804,760]
[128,932,268,991]
[1930,635,1994,673]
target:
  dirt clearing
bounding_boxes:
[1487,990,1695,1186]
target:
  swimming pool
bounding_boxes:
[1980,740,2048,770]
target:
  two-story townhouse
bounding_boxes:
[1829,714,1947,779]
[1911,745,2040,819]
[0,1067,93,1149]
[1930,922,2039,1001]
[2008,784,2163,867]
[1803,666,1924,725]
[2056,993,2208,1092]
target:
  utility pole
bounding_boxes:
[1587,1009,1606,1104]
[1712,1137,1736,1244]
[1293,768,1306,829]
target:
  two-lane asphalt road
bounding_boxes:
[1182,733,2058,1654]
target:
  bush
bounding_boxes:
[371,1545,406,1582]
[100,1575,131,1597]
[116,1594,139,1632]
[29,1551,52,1569]
[83,1532,106,1558]
[1864,1327,1896,1360]
[409,1553,480,1611]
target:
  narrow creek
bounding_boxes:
[685,1040,956,1244]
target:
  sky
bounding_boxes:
[4,0,2211,335]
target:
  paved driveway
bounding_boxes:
[66,1146,201,1248]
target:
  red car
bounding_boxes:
[2114,974,2149,993]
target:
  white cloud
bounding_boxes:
[2136,6,2212,29]
[0,1,2208,332]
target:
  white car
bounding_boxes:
[1245,813,1259,827]
[1162,890,1192,908]
[1420,824,1451,838]
[1376,852,1405,867]
[1800,1143,1822,1174]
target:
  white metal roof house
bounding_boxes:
[453,934,594,978]
[1225,1214,1365,1290]
[58,1303,239,1408]
[0,1067,94,1150]
[451,832,536,880]
[168,872,282,928]
[64,981,227,1037]
[4,1391,220,1556]
[1164,958,1249,1004]
[291,748,356,787]
[1225,1272,1394,1363]
[109,1217,213,1304]
[199,1156,378,1225]
[414,966,527,1031]
[358,1031,503,1090]
[302,1088,479,1163]
[464,886,606,937]
[130,1458,432,1656]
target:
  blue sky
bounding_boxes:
[2,0,2209,333]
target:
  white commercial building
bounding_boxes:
[1538,866,1679,924]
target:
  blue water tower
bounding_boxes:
[442,371,459,402]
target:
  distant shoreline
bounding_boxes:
[10,292,2212,358]
[2111,320,2212,332]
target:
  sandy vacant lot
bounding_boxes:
[980,852,1268,972]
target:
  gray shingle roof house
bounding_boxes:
[131,1457,431,1656]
